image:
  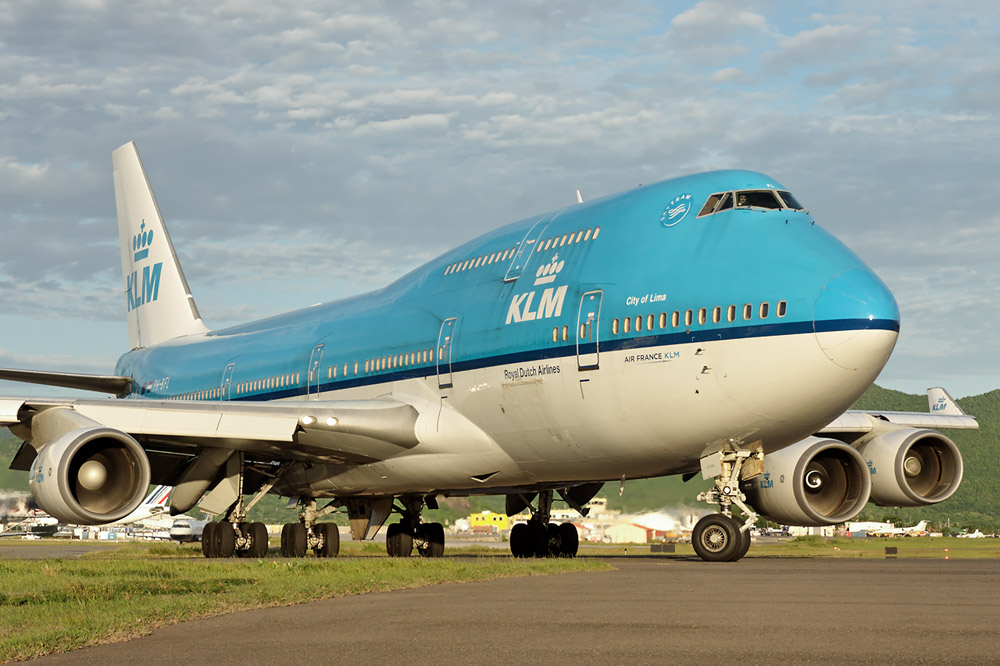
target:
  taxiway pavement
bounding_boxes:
[26,556,1000,665]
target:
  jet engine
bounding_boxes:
[742,437,871,527]
[857,429,963,507]
[27,407,150,524]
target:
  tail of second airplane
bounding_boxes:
[113,141,209,349]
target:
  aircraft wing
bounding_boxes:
[3,395,422,469]
[818,387,978,433]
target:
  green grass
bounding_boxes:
[0,544,609,663]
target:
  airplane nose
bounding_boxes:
[813,269,900,371]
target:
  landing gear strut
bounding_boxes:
[508,490,580,558]
[692,444,760,562]
[385,496,445,558]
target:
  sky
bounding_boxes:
[0,0,997,398]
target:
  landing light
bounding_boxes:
[326,417,339,426]
[300,415,316,426]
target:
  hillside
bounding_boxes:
[2,385,996,530]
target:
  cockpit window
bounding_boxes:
[777,190,805,210]
[698,193,725,217]
[697,188,805,218]
[735,190,782,209]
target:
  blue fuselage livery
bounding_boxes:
[118,168,897,423]
[4,144,975,561]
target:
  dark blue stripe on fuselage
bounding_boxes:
[219,317,898,402]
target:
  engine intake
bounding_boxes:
[743,437,871,527]
[857,429,963,507]
[28,408,150,525]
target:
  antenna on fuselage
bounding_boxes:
[576,189,584,204]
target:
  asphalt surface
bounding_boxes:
[24,555,1000,666]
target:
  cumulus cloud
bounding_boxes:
[0,1,996,395]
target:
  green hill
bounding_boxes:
[3,385,996,531]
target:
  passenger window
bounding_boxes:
[685,310,693,327]
[353,362,357,375]
[659,312,667,329]
[624,317,631,333]
[584,228,592,241]
[647,314,654,330]
[777,300,787,317]
[575,231,584,243]
[593,227,601,239]
[613,318,620,334]
[672,311,680,327]
[698,308,707,325]
[635,315,642,332]
[552,327,558,343]
[562,325,568,341]
[365,360,370,373]
[713,306,721,323]
[743,304,752,320]
[760,302,769,319]
[727,305,736,322]
[579,323,587,338]
[559,234,568,246]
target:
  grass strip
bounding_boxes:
[0,548,609,662]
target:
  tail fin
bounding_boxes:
[927,387,965,415]
[112,141,209,349]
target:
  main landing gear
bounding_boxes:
[278,499,341,558]
[385,496,446,558]
[691,445,760,562]
[508,490,580,558]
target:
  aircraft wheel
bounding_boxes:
[216,522,236,558]
[386,522,400,557]
[547,522,563,557]
[281,522,306,558]
[316,523,340,558]
[692,514,739,562]
[248,522,269,558]
[418,522,445,558]
[527,521,549,558]
[509,523,530,558]
[729,517,751,562]
[558,522,579,558]
[202,522,217,558]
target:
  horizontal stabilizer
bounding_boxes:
[0,368,131,397]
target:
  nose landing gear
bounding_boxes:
[692,444,761,562]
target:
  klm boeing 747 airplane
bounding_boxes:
[0,142,977,561]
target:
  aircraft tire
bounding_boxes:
[396,522,414,557]
[386,522,400,557]
[729,517,751,562]
[316,523,340,558]
[547,522,563,557]
[248,522,269,558]
[202,522,217,558]
[558,522,579,558]
[280,523,292,557]
[217,522,236,558]
[692,514,740,562]
[509,523,530,558]
[418,522,445,558]
[527,520,549,558]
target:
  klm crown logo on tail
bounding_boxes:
[126,219,162,312]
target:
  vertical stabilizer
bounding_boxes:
[927,387,965,415]
[112,141,209,349]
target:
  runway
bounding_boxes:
[27,556,1000,665]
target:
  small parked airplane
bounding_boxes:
[0,142,977,561]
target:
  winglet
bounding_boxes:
[113,141,210,349]
[927,387,965,416]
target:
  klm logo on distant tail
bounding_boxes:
[126,219,162,312]
[932,397,947,412]
[506,254,568,324]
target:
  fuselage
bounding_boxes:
[115,169,900,497]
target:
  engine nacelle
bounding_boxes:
[28,408,150,525]
[857,429,963,507]
[743,437,871,527]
